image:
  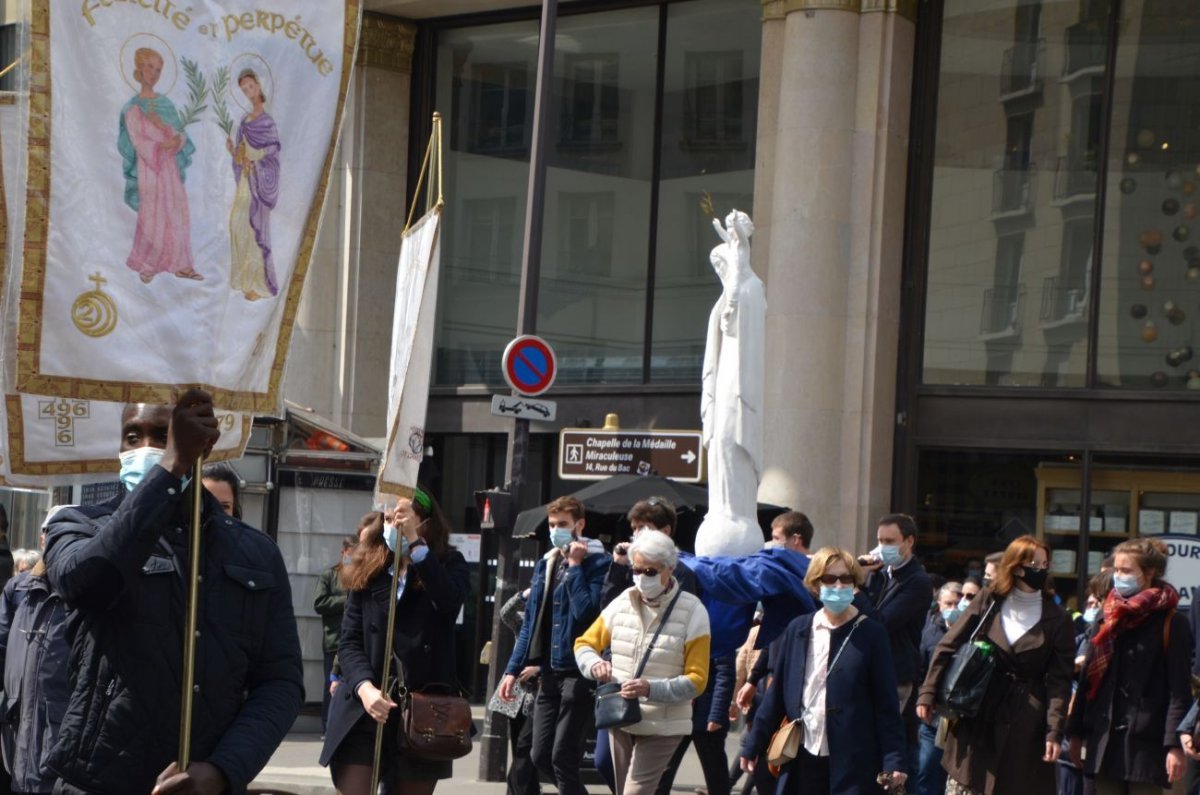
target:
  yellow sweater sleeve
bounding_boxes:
[573,614,611,677]
[682,632,711,695]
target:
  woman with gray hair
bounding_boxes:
[575,530,711,795]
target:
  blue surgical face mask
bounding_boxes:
[957,597,970,612]
[342,553,352,567]
[549,527,574,551]
[941,607,962,625]
[383,523,409,557]
[1113,573,1141,598]
[119,447,164,492]
[879,543,904,567]
[1083,606,1100,624]
[820,585,854,614]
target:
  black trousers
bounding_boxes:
[656,726,731,795]
[507,710,540,795]
[781,747,830,795]
[530,669,593,795]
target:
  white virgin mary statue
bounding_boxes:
[695,210,767,558]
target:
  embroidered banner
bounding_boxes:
[377,207,442,497]
[12,1,359,413]
[3,395,250,480]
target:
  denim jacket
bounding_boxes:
[506,540,609,675]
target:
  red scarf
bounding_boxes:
[1084,582,1179,699]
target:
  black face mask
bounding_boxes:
[1018,566,1048,591]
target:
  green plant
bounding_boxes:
[177,57,208,127]
[211,66,234,137]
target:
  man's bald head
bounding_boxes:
[120,403,171,453]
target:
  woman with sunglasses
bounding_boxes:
[574,529,711,794]
[738,547,906,793]
[916,535,1075,795]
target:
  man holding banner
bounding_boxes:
[42,390,303,795]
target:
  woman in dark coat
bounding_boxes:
[1066,537,1191,794]
[917,534,1074,795]
[319,492,470,795]
[739,547,906,794]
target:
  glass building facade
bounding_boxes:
[905,0,1200,603]
[431,0,759,387]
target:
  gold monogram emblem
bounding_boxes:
[72,272,118,338]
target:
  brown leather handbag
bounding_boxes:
[394,667,474,761]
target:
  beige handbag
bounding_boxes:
[766,718,803,767]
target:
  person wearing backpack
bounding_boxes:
[917,535,1074,795]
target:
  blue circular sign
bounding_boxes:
[502,335,557,397]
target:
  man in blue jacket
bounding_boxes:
[43,390,303,795]
[498,495,609,795]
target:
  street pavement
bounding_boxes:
[250,709,749,794]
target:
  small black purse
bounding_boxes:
[594,590,682,731]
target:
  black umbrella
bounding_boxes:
[512,474,788,552]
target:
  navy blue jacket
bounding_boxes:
[743,611,906,794]
[506,544,610,675]
[693,652,736,731]
[855,557,932,685]
[43,466,304,794]
[320,549,470,767]
[1,570,68,793]
[919,611,948,684]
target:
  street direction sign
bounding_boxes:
[490,394,558,422]
[558,429,704,482]
[502,335,557,397]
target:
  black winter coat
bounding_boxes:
[43,467,305,794]
[1067,604,1193,787]
[319,548,470,767]
[857,558,933,685]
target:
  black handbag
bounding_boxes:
[594,590,682,731]
[936,598,998,719]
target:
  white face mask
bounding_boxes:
[636,573,665,600]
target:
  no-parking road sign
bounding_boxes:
[502,335,557,397]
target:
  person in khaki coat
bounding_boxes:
[916,535,1075,795]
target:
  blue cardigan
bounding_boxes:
[741,611,906,794]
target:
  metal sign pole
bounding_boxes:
[478,0,557,781]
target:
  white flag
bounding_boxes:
[377,208,442,497]
[9,1,359,413]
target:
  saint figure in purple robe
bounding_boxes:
[226,69,281,300]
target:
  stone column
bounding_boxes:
[756,0,915,551]
[286,13,416,437]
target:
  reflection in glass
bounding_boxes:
[435,20,537,386]
[651,0,759,383]
[1097,4,1200,389]
[923,1,1106,386]
[535,7,659,385]
[432,1,760,387]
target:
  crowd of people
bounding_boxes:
[0,390,1198,795]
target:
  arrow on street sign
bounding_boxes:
[682,450,697,465]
